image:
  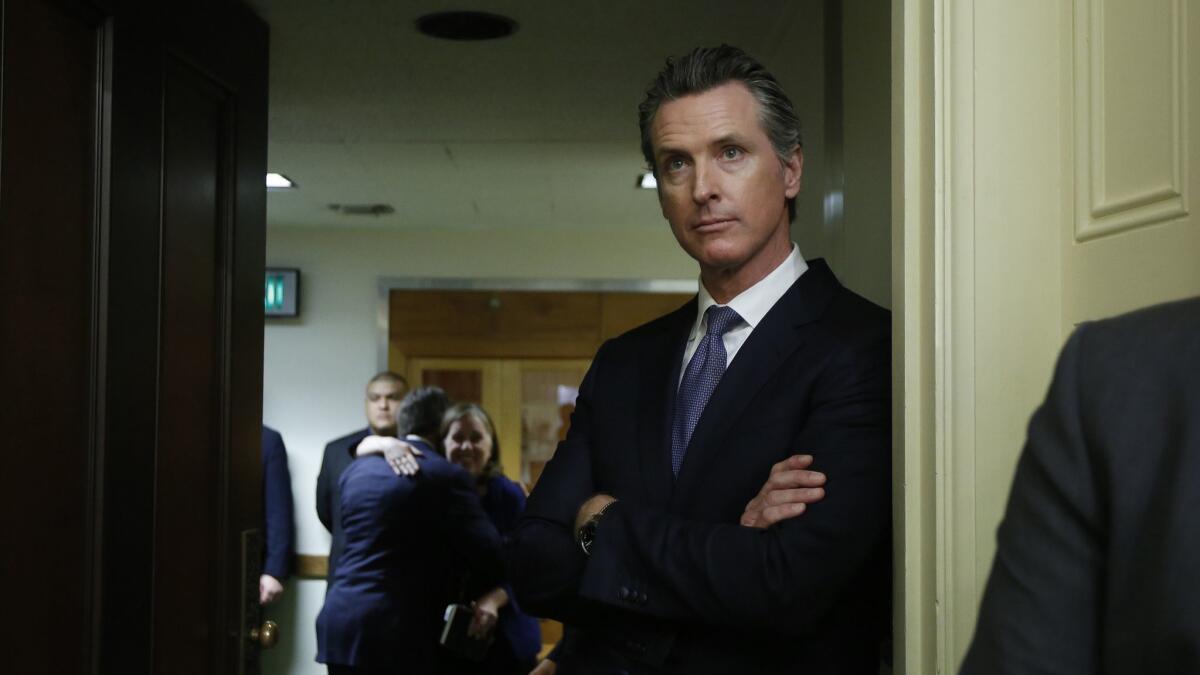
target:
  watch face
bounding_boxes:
[578,519,598,555]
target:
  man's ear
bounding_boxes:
[783,146,803,199]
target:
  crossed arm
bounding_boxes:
[510,338,890,634]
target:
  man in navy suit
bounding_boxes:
[315,371,408,582]
[260,425,295,604]
[317,386,504,674]
[509,45,891,674]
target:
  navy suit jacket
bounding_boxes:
[510,260,892,674]
[316,449,504,670]
[261,426,295,579]
[316,427,371,580]
[961,297,1200,674]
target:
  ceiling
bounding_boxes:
[246,0,827,229]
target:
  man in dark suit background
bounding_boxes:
[260,425,295,605]
[509,45,891,674]
[315,371,408,581]
[960,297,1200,674]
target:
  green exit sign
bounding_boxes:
[265,268,299,317]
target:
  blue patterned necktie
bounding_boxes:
[671,305,743,476]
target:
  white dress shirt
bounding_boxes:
[679,243,808,386]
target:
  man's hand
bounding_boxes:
[468,586,509,639]
[356,435,422,476]
[259,574,284,605]
[740,455,826,528]
[574,493,617,533]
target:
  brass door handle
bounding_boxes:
[249,620,279,649]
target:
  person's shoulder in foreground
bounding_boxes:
[961,295,1200,675]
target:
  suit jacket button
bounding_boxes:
[618,586,630,601]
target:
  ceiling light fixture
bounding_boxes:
[637,172,657,189]
[416,11,518,41]
[266,173,297,190]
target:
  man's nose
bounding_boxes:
[691,160,719,204]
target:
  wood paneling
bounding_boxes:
[389,289,692,363]
[0,2,98,672]
[423,368,484,404]
[294,554,329,580]
[600,292,691,339]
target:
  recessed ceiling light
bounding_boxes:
[637,172,657,189]
[416,11,518,41]
[266,173,297,190]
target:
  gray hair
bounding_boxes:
[637,45,803,221]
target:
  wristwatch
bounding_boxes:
[577,501,615,556]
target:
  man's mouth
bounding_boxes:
[694,217,735,232]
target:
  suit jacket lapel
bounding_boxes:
[671,260,841,498]
[636,298,694,508]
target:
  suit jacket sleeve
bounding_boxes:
[316,442,336,533]
[261,428,296,580]
[441,465,506,594]
[512,334,892,637]
[959,327,1103,674]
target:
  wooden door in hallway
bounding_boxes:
[409,357,591,487]
[0,1,269,672]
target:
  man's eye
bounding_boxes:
[664,158,685,173]
[722,147,743,160]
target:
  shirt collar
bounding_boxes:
[693,243,808,334]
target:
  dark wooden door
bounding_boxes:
[0,1,269,673]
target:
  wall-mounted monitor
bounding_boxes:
[265,267,300,317]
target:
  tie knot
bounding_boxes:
[704,305,742,336]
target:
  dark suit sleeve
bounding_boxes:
[959,328,1103,674]
[261,428,296,580]
[316,442,336,533]
[513,335,892,636]
[442,465,506,593]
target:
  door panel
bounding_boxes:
[1062,0,1199,326]
[0,1,99,672]
[153,57,231,673]
[0,1,269,672]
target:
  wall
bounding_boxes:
[260,223,696,672]
[841,0,894,310]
